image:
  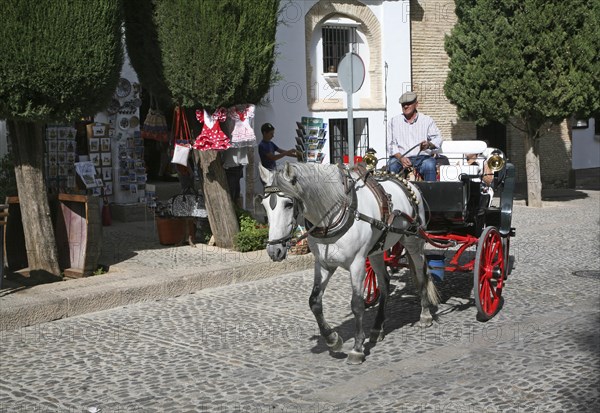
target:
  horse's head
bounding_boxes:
[258,165,300,262]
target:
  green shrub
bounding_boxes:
[234,209,268,252]
[234,227,269,252]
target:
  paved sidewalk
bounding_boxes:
[0,218,314,331]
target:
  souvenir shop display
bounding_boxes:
[228,104,256,147]
[168,187,207,218]
[85,122,112,196]
[295,117,327,163]
[45,125,79,193]
[74,161,99,189]
[193,108,231,151]
[171,106,192,166]
[116,130,146,197]
[141,96,169,142]
[43,75,147,202]
[109,76,146,203]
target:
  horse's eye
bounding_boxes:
[284,201,294,209]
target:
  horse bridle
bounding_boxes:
[258,186,301,246]
[260,183,350,248]
[260,166,356,248]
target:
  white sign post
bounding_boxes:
[337,52,365,166]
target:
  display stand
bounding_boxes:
[295,117,327,163]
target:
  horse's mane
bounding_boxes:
[274,163,348,222]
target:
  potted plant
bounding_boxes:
[154,201,195,246]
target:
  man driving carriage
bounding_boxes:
[387,91,444,181]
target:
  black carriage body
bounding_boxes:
[414,163,515,237]
[414,180,488,236]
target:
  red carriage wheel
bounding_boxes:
[473,226,505,321]
[364,258,380,307]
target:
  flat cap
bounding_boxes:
[399,91,417,104]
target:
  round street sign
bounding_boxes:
[337,52,365,94]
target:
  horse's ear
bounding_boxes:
[282,162,297,184]
[259,164,274,186]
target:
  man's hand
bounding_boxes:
[420,140,432,151]
[396,154,412,168]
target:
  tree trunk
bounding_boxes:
[524,129,543,208]
[198,150,239,248]
[246,149,255,212]
[8,120,61,276]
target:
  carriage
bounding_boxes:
[258,139,515,363]
[362,140,516,321]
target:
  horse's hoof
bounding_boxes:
[418,318,433,328]
[326,332,344,353]
[346,350,365,364]
[369,330,385,343]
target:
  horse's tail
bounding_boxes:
[426,276,440,306]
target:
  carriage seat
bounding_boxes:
[438,140,487,182]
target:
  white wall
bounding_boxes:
[572,118,600,169]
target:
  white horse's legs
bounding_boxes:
[403,237,439,328]
[367,253,389,343]
[347,257,369,364]
[309,261,343,352]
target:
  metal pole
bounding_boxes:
[347,52,355,166]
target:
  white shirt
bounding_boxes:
[387,112,443,157]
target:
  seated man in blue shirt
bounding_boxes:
[258,123,296,171]
[387,91,443,181]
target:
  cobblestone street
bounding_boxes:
[1,191,599,412]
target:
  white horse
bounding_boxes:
[259,162,439,364]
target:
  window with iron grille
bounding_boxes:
[329,118,369,164]
[322,26,358,73]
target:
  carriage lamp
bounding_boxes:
[363,148,378,171]
[486,150,506,172]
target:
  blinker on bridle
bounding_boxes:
[261,186,300,246]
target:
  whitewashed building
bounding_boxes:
[252,0,413,173]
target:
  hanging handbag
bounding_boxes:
[141,95,169,142]
[168,187,208,218]
[171,106,192,166]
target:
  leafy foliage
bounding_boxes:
[234,209,268,252]
[122,0,172,106]
[154,0,280,108]
[445,0,600,128]
[0,0,123,122]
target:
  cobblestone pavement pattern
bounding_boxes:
[1,191,599,412]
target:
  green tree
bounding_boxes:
[124,0,280,247]
[122,0,171,108]
[0,1,123,275]
[445,0,600,207]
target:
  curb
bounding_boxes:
[0,252,314,332]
